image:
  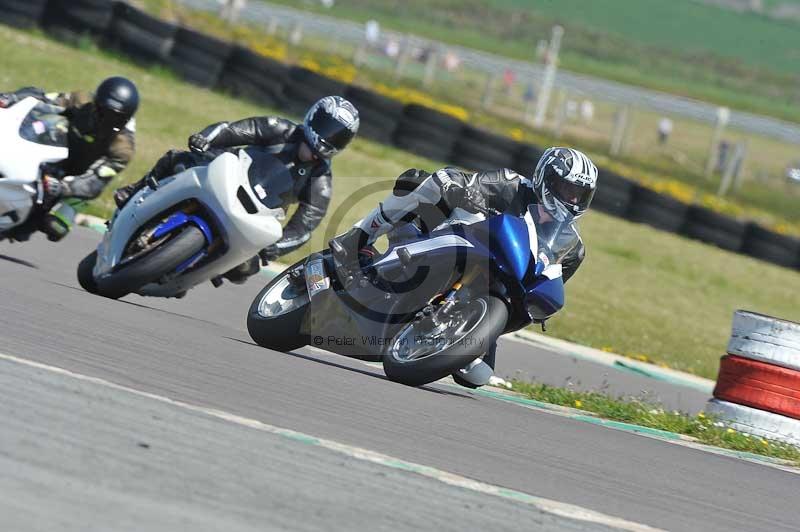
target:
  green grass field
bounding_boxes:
[3,25,799,380]
[275,0,800,124]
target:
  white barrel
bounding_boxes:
[726,310,800,371]
[707,399,800,447]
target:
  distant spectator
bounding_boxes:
[523,83,536,103]
[502,68,516,95]
[580,100,594,123]
[218,0,246,23]
[443,51,461,71]
[786,162,800,183]
[565,100,578,120]
[365,20,380,46]
[385,39,400,58]
[716,140,731,173]
[657,117,673,145]
[320,0,335,7]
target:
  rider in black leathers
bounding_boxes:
[114,96,360,283]
[0,77,139,241]
[330,147,598,387]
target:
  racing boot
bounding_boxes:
[222,255,261,285]
[452,342,497,389]
[114,181,144,209]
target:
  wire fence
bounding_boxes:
[182,0,800,146]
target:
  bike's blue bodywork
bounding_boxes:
[152,212,214,274]
[375,213,564,327]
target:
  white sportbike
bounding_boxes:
[78,149,285,299]
[0,97,70,241]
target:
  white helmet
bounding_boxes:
[533,147,597,220]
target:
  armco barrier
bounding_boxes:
[707,311,800,446]
[5,1,800,271]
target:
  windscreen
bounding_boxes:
[244,148,295,210]
[527,204,580,265]
[19,103,68,147]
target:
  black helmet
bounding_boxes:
[303,96,359,158]
[94,76,139,134]
[533,147,598,220]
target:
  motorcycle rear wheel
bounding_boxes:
[382,295,508,387]
[95,226,206,299]
[247,260,310,352]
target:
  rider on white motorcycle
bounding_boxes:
[329,147,598,387]
[0,77,138,241]
[114,96,359,284]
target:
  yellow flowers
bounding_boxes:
[726,428,735,434]
[373,83,469,121]
[697,412,706,419]
[761,439,769,446]
[508,128,524,141]
[574,399,583,408]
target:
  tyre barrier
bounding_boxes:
[682,205,747,253]
[106,3,176,64]
[628,185,689,233]
[41,0,114,41]
[344,85,403,145]
[282,67,347,115]
[512,144,545,176]
[451,137,514,171]
[741,223,800,269]
[591,169,635,218]
[0,0,47,28]
[217,46,288,107]
[6,3,799,271]
[707,310,800,446]
[169,27,233,88]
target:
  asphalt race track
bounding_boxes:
[1,228,799,531]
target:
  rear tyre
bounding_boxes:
[96,226,206,300]
[77,250,99,294]
[382,295,508,387]
[247,261,310,352]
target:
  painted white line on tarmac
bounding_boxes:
[0,350,661,532]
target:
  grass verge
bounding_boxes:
[3,24,799,379]
[510,380,800,464]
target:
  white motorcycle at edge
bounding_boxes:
[78,148,285,299]
[0,97,70,242]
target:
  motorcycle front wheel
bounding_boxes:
[95,226,206,299]
[382,295,508,387]
[247,260,310,352]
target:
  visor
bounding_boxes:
[307,108,355,154]
[544,171,595,211]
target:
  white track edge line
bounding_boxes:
[0,351,661,532]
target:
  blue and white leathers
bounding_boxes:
[93,150,283,297]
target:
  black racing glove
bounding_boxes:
[258,245,279,265]
[188,132,211,153]
[0,93,18,108]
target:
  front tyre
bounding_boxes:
[247,260,310,352]
[77,250,99,294]
[96,226,206,299]
[382,295,508,387]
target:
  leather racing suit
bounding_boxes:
[132,116,332,261]
[339,166,586,381]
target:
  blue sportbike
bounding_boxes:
[247,206,570,387]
